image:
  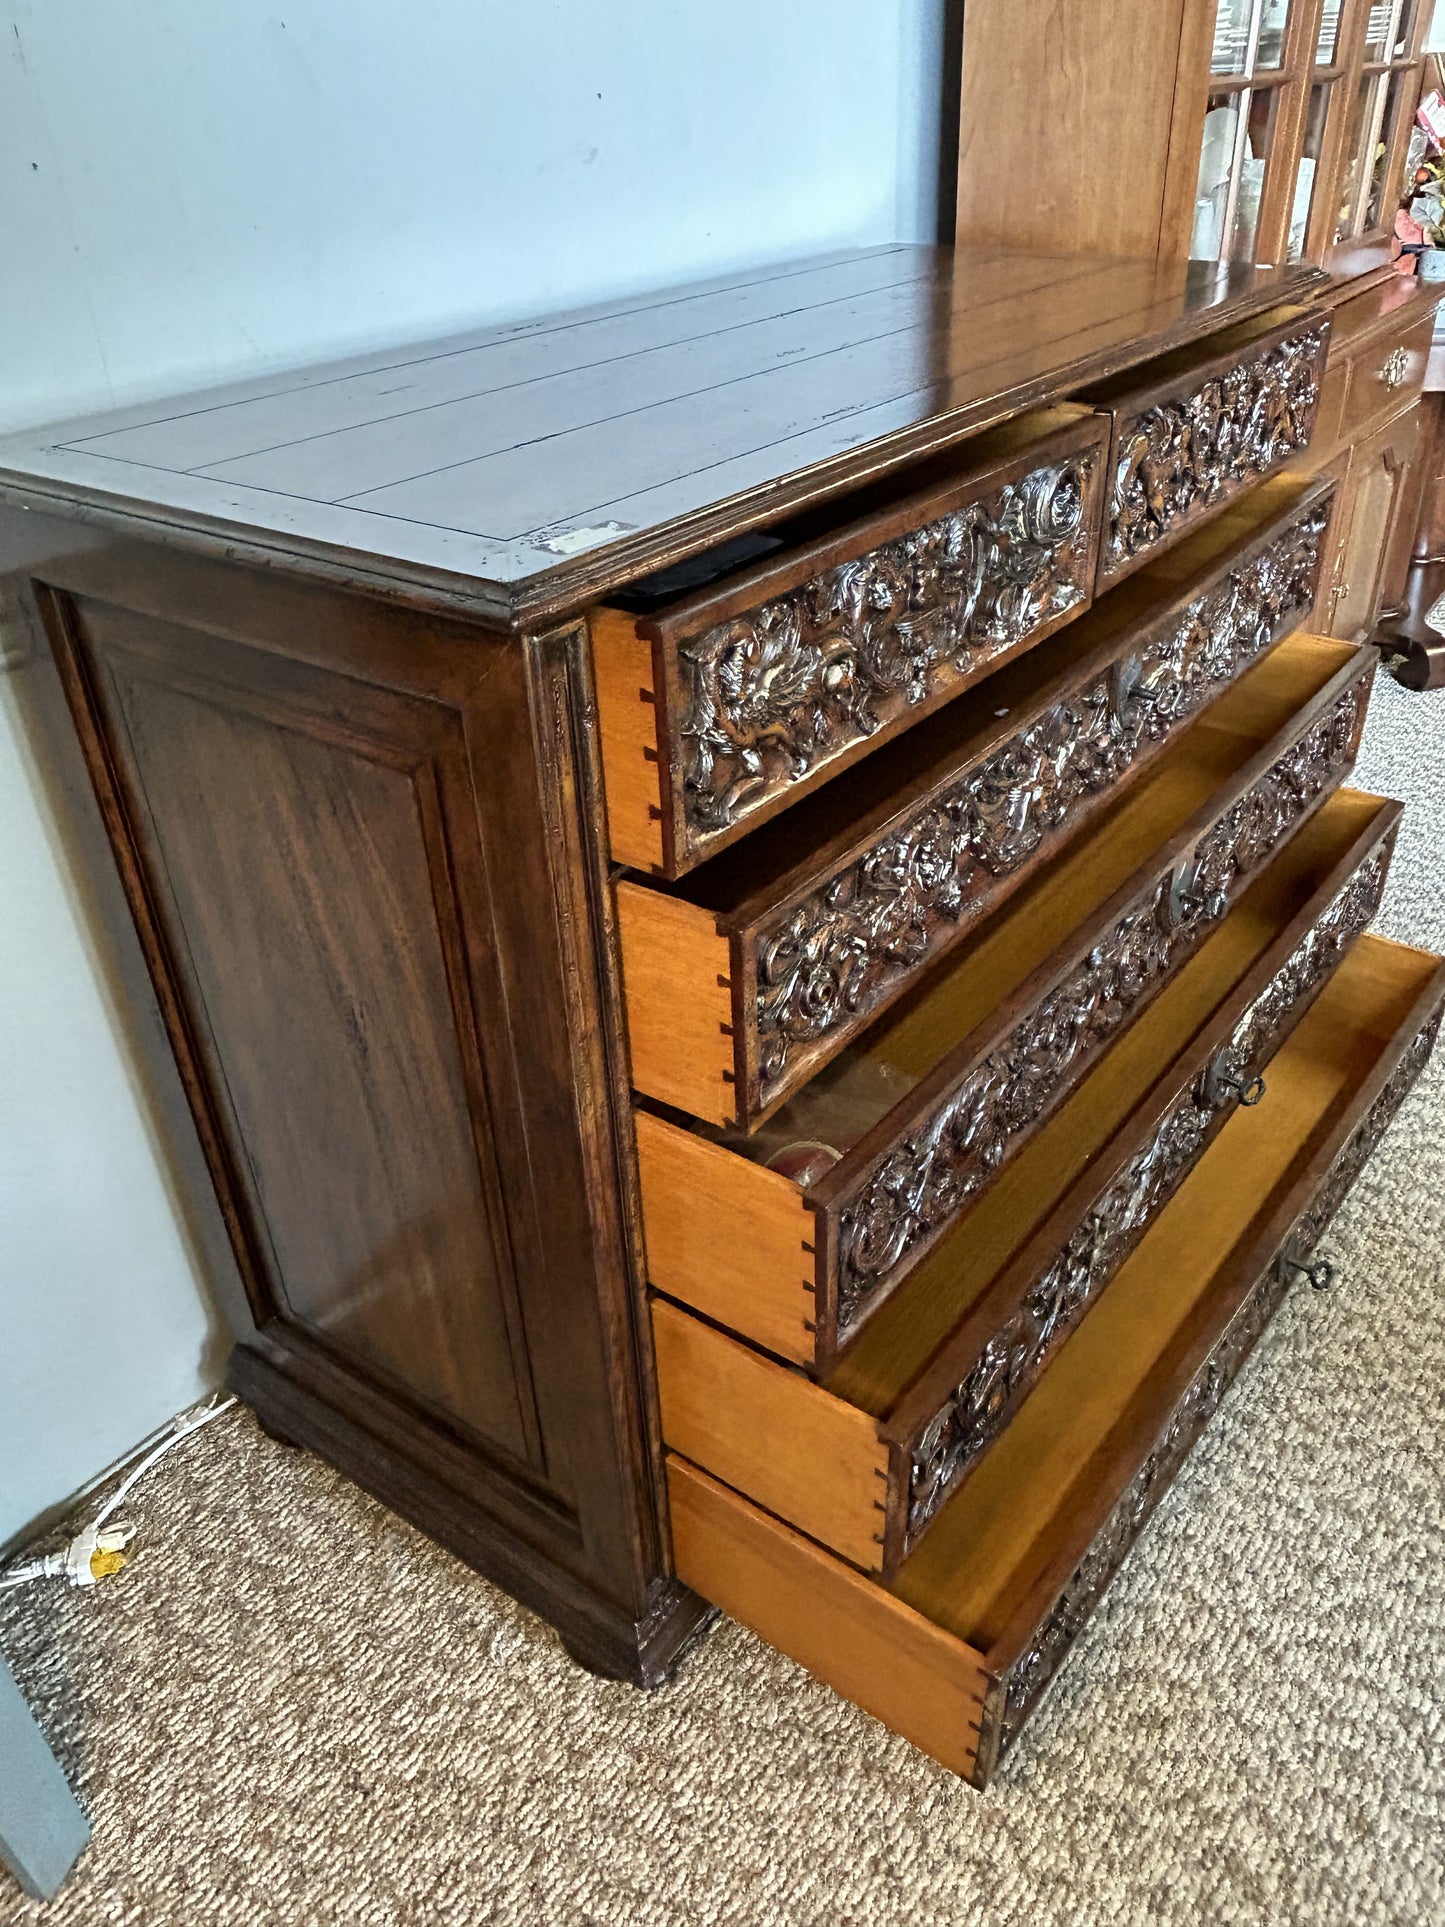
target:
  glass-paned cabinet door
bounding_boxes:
[1335,1,1425,248]
[1316,0,1347,63]
[1289,79,1333,256]
[1193,0,1309,261]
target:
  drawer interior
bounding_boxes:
[707,631,1357,1167]
[667,933,1441,1785]
[650,792,1397,1574]
[889,934,1439,1660]
[825,787,1395,1415]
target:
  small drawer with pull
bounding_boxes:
[1336,314,1434,450]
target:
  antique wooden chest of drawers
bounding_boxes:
[2,244,1437,1783]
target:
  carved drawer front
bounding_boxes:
[666,935,1445,1789]
[592,406,1108,878]
[1087,305,1330,592]
[637,633,1377,1365]
[651,785,1401,1576]
[1334,312,1434,453]
[619,476,1336,1133]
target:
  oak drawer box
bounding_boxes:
[1086,305,1330,590]
[668,935,1445,1787]
[592,407,1108,877]
[653,786,1401,1573]
[615,487,1338,1133]
[636,634,1377,1359]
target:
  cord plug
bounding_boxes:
[64,1519,137,1586]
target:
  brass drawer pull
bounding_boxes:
[1379,346,1410,390]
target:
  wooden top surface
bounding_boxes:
[0,244,1323,626]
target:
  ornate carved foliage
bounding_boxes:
[750,502,1330,1108]
[1105,323,1329,574]
[903,836,1391,1550]
[993,1000,1439,1759]
[1283,1005,1442,1264]
[678,450,1099,849]
[829,671,1370,1341]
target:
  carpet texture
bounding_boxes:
[3,677,1443,1927]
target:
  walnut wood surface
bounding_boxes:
[1087,307,1331,589]
[0,250,1402,1732]
[597,407,1107,877]
[0,247,1325,625]
[631,637,1374,1366]
[961,939,1445,1770]
[907,945,1444,1642]
[955,1,1195,259]
[875,790,1401,1572]
[0,504,705,1683]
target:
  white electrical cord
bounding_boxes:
[0,1392,238,1592]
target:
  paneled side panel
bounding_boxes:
[64,596,537,1464]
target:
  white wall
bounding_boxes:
[3,1,945,433]
[0,682,219,1545]
[0,0,946,1543]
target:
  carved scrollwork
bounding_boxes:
[750,502,1330,1107]
[677,451,1099,847]
[903,836,1391,1549]
[1105,323,1328,574]
[995,997,1439,1758]
[831,670,1370,1339]
[1280,1005,1442,1267]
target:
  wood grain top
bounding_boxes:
[0,245,1325,626]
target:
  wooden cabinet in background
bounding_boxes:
[953,4,1441,650]
[1324,401,1424,633]
[1291,274,1443,635]
[955,2,1433,277]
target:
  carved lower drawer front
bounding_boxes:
[593,408,1108,877]
[651,787,1402,1576]
[1089,306,1331,590]
[636,637,1377,1371]
[888,798,1399,1569]
[979,982,1445,1780]
[667,938,1445,1791]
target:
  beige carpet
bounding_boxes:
[3,676,1444,1927]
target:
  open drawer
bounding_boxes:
[638,634,1377,1363]
[668,935,1445,1788]
[618,474,1335,1129]
[1085,304,1330,591]
[653,786,1401,1573]
[592,406,1108,877]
